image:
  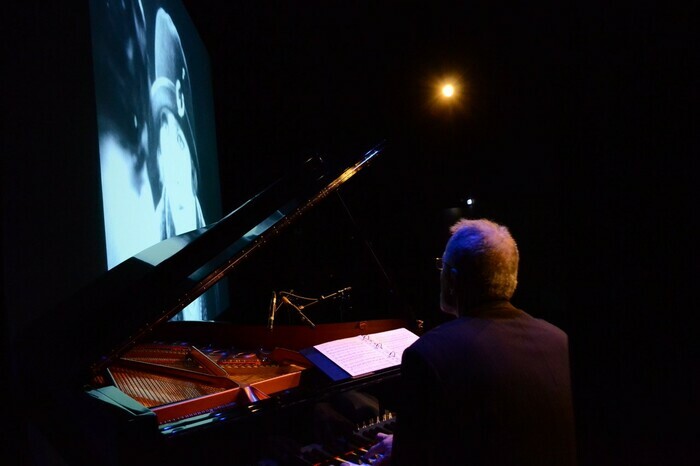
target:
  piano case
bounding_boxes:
[15,142,410,465]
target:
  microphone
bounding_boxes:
[268,291,277,331]
[281,296,316,329]
[320,286,352,301]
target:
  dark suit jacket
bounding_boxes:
[392,300,576,466]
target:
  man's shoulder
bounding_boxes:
[411,304,568,351]
[408,316,485,351]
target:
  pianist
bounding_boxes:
[353,218,576,465]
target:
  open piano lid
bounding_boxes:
[28,142,384,385]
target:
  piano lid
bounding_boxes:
[27,142,383,383]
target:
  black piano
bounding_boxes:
[14,142,418,466]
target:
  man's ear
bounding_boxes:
[445,265,459,287]
[440,268,459,317]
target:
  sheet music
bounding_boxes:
[314,328,419,377]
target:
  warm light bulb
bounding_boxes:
[442,84,455,97]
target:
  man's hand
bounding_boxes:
[364,432,393,465]
[340,432,393,465]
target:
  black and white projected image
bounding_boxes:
[90,0,222,320]
[150,7,205,240]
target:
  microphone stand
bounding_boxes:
[281,296,316,329]
[274,287,352,329]
[268,291,278,331]
[319,286,351,302]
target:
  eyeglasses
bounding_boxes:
[435,257,451,272]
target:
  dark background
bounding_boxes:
[2,1,696,465]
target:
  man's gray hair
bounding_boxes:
[447,218,519,300]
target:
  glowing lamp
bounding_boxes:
[442,84,455,97]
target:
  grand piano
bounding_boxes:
[14,142,418,466]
